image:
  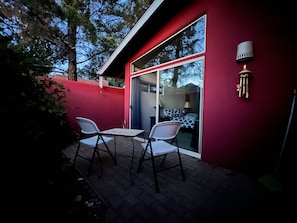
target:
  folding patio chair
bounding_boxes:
[73,117,116,176]
[137,121,185,192]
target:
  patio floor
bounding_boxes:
[63,136,290,223]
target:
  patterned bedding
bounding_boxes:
[163,109,198,129]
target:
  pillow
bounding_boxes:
[185,113,198,119]
[163,108,182,118]
[172,109,182,117]
[163,108,171,117]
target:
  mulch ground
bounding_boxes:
[51,157,107,222]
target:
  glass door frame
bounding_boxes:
[130,57,203,158]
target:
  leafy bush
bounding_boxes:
[0,36,76,183]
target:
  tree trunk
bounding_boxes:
[68,23,77,81]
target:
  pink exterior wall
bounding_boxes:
[124,0,297,173]
[52,76,124,133]
[204,0,296,172]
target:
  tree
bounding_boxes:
[0,0,152,81]
[1,34,76,215]
[0,33,75,159]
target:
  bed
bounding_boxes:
[163,109,198,130]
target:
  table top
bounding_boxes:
[100,128,144,137]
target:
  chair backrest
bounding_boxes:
[76,117,100,135]
[149,121,181,140]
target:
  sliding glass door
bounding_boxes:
[131,58,203,155]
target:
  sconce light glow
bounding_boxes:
[184,101,191,109]
[236,41,254,62]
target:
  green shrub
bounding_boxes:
[1,36,76,183]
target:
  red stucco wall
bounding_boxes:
[203,0,296,173]
[52,76,124,133]
[124,0,297,174]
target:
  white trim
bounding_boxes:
[97,0,165,75]
[130,56,205,158]
[180,148,201,159]
[134,136,147,143]
[99,76,103,88]
[131,15,206,71]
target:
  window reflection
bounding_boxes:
[133,15,206,71]
[160,60,203,89]
[131,14,206,154]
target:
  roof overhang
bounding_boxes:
[97,0,190,79]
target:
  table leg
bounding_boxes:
[130,133,145,185]
[114,136,117,165]
[130,137,135,185]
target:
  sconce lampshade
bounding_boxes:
[184,101,191,109]
[236,41,254,62]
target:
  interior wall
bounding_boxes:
[160,90,184,110]
[140,91,156,132]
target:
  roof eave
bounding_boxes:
[97,0,191,78]
[97,0,165,78]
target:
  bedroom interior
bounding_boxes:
[135,73,200,153]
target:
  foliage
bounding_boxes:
[0,0,152,82]
[0,35,76,183]
[106,77,125,88]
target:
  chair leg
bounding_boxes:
[72,142,81,166]
[151,153,160,193]
[177,150,185,181]
[137,148,147,173]
[160,154,167,166]
[174,138,185,181]
[87,146,97,176]
[95,149,103,178]
[102,139,117,165]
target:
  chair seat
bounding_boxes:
[141,140,178,156]
[80,135,113,147]
[137,121,185,192]
[73,117,117,176]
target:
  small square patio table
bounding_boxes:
[99,128,145,184]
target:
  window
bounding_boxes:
[149,85,163,94]
[132,15,206,72]
[131,14,206,156]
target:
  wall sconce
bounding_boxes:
[236,41,254,62]
[236,64,251,98]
